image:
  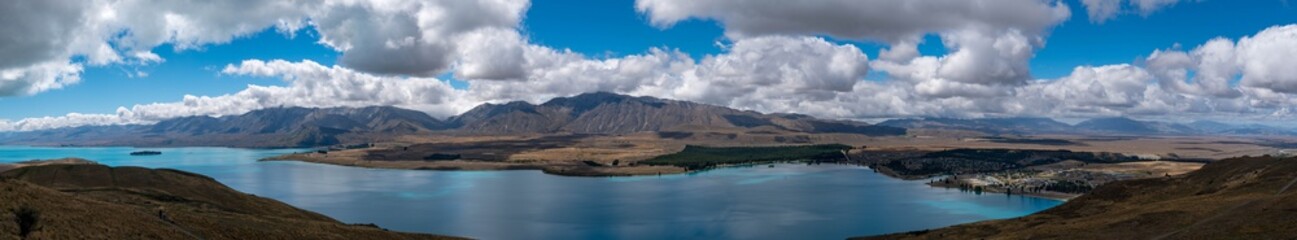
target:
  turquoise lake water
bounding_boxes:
[0,146,1061,239]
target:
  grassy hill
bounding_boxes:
[856,156,1297,239]
[0,164,461,239]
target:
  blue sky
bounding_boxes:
[2,0,1296,129]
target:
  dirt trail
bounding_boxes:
[156,210,204,240]
[1278,175,1297,194]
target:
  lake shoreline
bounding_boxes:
[266,151,1081,202]
[260,151,690,177]
[2,146,1065,239]
[925,181,1079,201]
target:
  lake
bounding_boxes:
[0,146,1061,239]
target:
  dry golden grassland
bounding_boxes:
[268,131,1292,177]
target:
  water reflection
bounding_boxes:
[0,146,1060,240]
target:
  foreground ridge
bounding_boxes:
[856,156,1297,239]
[0,163,461,239]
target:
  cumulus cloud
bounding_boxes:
[1081,0,1190,23]
[873,28,1040,98]
[635,0,1069,43]
[9,0,1297,132]
[1144,25,1297,97]
[0,0,311,97]
[0,61,83,96]
[1236,25,1297,93]
[462,35,872,116]
[314,0,528,77]
[1017,25,1297,119]
[636,0,1070,98]
[0,59,473,132]
[1024,65,1166,116]
[0,34,874,131]
[0,0,527,97]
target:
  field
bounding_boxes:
[264,130,1295,177]
[641,144,853,169]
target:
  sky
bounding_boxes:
[1,0,1296,131]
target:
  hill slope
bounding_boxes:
[857,156,1297,239]
[0,164,459,239]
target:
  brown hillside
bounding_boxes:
[857,156,1297,239]
[0,164,460,240]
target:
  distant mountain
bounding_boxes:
[1074,117,1198,135]
[1187,120,1235,133]
[878,116,1265,136]
[1188,120,1295,136]
[150,106,447,136]
[1216,127,1296,136]
[858,156,1297,239]
[877,117,1074,134]
[448,92,905,136]
[0,92,904,147]
[0,106,449,148]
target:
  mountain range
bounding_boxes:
[3,92,1291,148]
[447,92,902,135]
[880,116,1293,136]
[0,92,904,148]
[876,117,1075,134]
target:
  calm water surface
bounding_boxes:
[0,146,1061,239]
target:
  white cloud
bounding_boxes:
[314,0,528,77]
[635,0,1069,43]
[0,0,527,97]
[1131,0,1185,14]
[1236,25,1297,94]
[0,60,83,96]
[0,0,312,97]
[1081,0,1123,23]
[1144,24,1297,98]
[0,59,473,132]
[460,35,872,116]
[635,0,1070,98]
[1080,0,1190,23]
[1027,65,1160,115]
[9,1,1297,132]
[0,35,873,131]
[452,28,529,80]
[1146,38,1242,98]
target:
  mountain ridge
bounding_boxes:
[0,92,905,147]
[451,92,904,135]
[6,92,1291,148]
